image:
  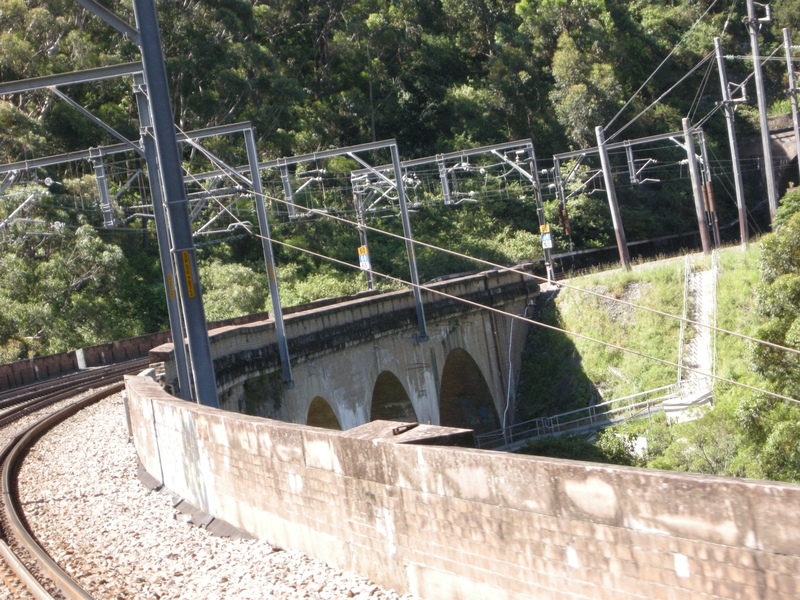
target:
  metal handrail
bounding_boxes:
[476,384,678,449]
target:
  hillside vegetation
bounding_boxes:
[518,189,800,482]
[0,0,797,361]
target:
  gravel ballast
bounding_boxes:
[15,394,420,600]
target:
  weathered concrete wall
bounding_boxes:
[153,268,537,430]
[127,375,800,600]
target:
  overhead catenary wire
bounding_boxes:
[688,58,716,121]
[229,208,800,407]
[607,39,783,144]
[605,0,720,134]
[186,147,800,364]
[607,52,716,142]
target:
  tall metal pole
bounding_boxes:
[746,0,778,222]
[715,37,749,247]
[132,0,219,407]
[595,126,631,270]
[552,157,574,251]
[353,187,375,290]
[528,141,555,281]
[683,118,712,255]
[698,130,721,247]
[784,28,800,186]
[244,128,293,385]
[390,144,427,340]
[132,72,192,400]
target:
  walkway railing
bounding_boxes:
[475,384,677,450]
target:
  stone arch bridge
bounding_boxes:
[151,267,539,434]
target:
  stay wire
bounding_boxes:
[605,0,719,133]
[199,173,800,362]
[607,52,716,142]
[234,211,800,407]
[688,58,715,121]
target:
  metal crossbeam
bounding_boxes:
[189,137,443,184]
[74,0,140,44]
[0,145,131,174]
[351,139,535,178]
[175,121,252,142]
[0,122,254,175]
[554,129,689,161]
[0,62,143,95]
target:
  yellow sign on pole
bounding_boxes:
[358,246,371,270]
[182,251,195,298]
[539,223,550,234]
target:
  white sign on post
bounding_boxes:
[358,245,371,271]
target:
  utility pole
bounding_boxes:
[132,0,220,407]
[784,28,800,186]
[683,118,712,255]
[390,145,427,341]
[132,72,193,400]
[746,0,778,222]
[595,126,631,270]
[244,128,293,386]
[699,130,722,247]
[528,141,556,282]
[552,157,574,251]
[714,37,749,247]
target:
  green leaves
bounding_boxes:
[753,195,800,398]
[198,260,269,321]
[549,32,622,146]
[0,221,127,358]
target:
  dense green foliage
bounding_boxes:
[520,210,800,483]
[2,0,794,157]
[516,259,683,420]
[0,0,797,361]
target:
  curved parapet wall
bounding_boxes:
[126,375,800,600]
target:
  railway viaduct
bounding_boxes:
[150,266,539,435]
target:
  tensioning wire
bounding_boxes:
[237,213,800,407]
[607,52,716,142]
[605,0,719,134]
[200,173,800,362]
[168,119,799,361]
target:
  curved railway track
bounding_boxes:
[0,358,150,599]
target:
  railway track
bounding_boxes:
[0,358,150,599]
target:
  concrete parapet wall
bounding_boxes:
[126,375,800,600]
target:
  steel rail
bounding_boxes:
[0,358,149,408]
[0,360,144,599]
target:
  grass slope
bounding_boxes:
[516,245,791,480]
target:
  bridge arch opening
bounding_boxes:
[306,396,342,430]
[439,348,500,435]
[371,371,418,423]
